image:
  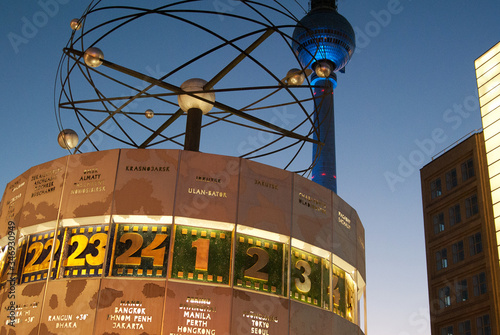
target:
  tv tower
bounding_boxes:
[292,0,356,193]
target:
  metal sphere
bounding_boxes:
[286,69,306,86]
[70,19,82,31]
[84,47,104,67]
[177,78,215,115]
[292,7,355,73]
[314,60,333,78]
[145,109,154,119]
[56,2,330,173]
[57,129,79,149]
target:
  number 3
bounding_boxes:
[294,260,311,293]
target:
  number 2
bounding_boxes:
[244,247,269,281]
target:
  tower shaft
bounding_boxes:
[312,75,337,193]
[292,1,355,194]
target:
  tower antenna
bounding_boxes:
[309,0,338,11]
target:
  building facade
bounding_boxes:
[475,41,500,278]
[421,132,500,335]
[421,41,500,335]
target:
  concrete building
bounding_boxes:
[420,41,500,335]
[421,132,499,335]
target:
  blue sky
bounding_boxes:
[1,1,500,334]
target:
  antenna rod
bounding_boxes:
[310,0,337,11]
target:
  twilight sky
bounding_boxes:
[1,1,499,334]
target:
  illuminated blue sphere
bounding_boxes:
[292,5,355,73]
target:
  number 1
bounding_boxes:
[192,238,209,271]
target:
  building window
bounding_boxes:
[469,232,483,256]
[473,272,487,296]
[446,168,458,190]
[455,279,468,302]
[461,158,475,181]
[433,212,445,234]
[431,178,442,199]
[441,326,454,335]
[465,194,478,218]
[476,314,491,335]
[458,320,471,335]
[436,248,448,270]
[449,204,461,226]
[452,241,464,263]
[438,286,451,308]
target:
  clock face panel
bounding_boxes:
[170,224,233,285]
[233,232,288,296]
[109,223,171,278]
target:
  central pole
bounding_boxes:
[184,108,203,151]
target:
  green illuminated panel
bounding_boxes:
[323,261,330,310]
[170,225,232,285]
[331,264,347,317]
[0,246,9,288]
[59,224,109,278]
[233,233,287,296]
[109,223,170,278]
[14,237,28,284]
[290,247,329,308]
[346,274,356,322]
[20,230,63,283]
